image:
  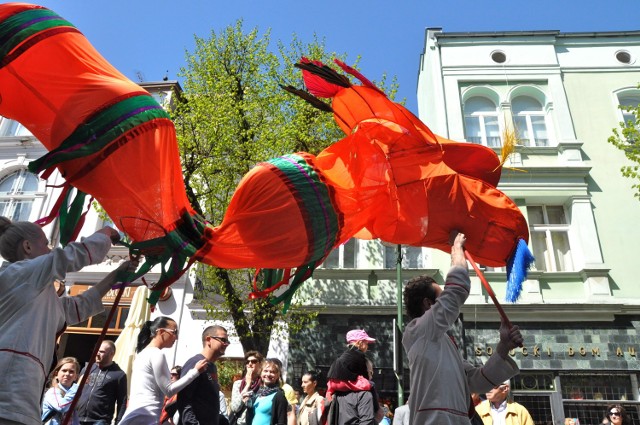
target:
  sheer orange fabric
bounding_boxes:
[0,4,530,302]
[309,76,528,266]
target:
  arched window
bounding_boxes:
[0,117,30,137]
[617,93,640,126]
[0,169,40,221]
[512,96,548,147]
[463,97,501,147]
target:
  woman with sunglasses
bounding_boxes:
[160,366,183,425]
[231,351,264,425]
[120,317,208,424]
[605,404,630,425]
[246,359,288,425]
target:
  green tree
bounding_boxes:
[608,95,640,199]
[173,20,397,355]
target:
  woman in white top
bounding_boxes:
[119,316,207,424]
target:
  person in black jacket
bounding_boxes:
[325,330,381,425]
[177,325,229,425]
[246,359,289,425]
[77,340,128,425]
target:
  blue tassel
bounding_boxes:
[505,238,535,303]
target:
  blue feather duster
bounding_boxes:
[505,238,535,302]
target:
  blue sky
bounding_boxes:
[33,1,640,113]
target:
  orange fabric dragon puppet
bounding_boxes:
[0,3,532,309]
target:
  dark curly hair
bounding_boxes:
[606,404,630,424]
[404,274,438,320]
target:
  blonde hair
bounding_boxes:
[48,356,80,390]
[262,359,283,386]
[0,217,43,262]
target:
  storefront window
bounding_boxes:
[509,372,639,425]
[512,394,554,425]
[560,373,633,401]
[560,373,639,425]
[562,402,639,425]
[513,372,556,391]
[68,305,129,335]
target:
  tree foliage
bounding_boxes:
[608,96,640,199]
[172,20,397,355]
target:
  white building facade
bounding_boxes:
[409,29,640,424]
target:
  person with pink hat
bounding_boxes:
[345,329,376,353]
[323,329,383,425]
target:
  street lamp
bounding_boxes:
[382,241,405,405]
[394,244,404,406]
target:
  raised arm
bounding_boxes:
[92,257,140,297]
[150,351,204,397]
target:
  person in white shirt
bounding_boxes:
[119,316,208,424]
[393,403,409,425]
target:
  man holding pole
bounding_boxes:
[402,233,524,425]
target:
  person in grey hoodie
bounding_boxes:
[402,232,524,425]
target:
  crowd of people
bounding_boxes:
[0,216,629,425]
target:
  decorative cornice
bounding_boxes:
[311,268,439,281]
[0,136,45,154]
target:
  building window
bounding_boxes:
[512,394,554,425]
[383,245,425,269]
[0,116,30,137]
[151,91,168,107]
[491,50,507,64]
[512,96,549,147]
[617,93,640,126]
[322,239,357,269]
[616,50,633,65]
[463,97,501,147]
[527,205,573,272]
[0,169,40,221]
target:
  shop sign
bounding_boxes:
[69,283,136,304]
[475,345,637,358]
